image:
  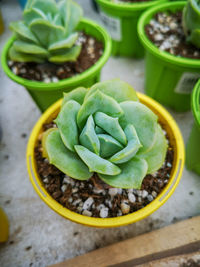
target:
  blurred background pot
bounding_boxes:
[96,0,166,58]
[1,19,111,112]
[138,1,200,112]
[27,92,184,228]
[186,80,200,175]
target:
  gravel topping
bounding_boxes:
[145,11,200,59]
[34,121,174,218]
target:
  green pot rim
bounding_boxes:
[137,1,200,68]
[1,18,112,91]
[192,79,200,128]
[96,0,166,11]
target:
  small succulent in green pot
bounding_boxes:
[42,79,168,189]
[9,0,83,63]
[182,0,200,49]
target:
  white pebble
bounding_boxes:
[63,176,71,184]
[8,60,13,67]
[136,190,142,197]
[93,188,104,194]
[138,197,142,203]
[72,188,78,194]
[167,162,172,168]
[108,188,118,197]
[43,178,49,184]
[142,190,148,199]
[61,184,67,193]
[169,22,177,30]
[83,197,94,210]
[82,210,92,217]
[73,199,82,206]
[68,197,73,203]
[147,195,154,202]
[97,204,106,211]
[12,66,19,75]
[52,76,59,83]
[154,33,163,41]
[121,202,130,214]
[152,191,157,198]
[100,207,109,218]
[20,68,26,74]
[44,77,51,83]
[128,193,136,203]
[117,210,122,217]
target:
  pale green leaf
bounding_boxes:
[10,21,38,44]
[48,32,78,52]
[13,40,49,56]
[62,87,87,107]
[98,134,123,158]
[9,46,45,63]
[48,45,81,63]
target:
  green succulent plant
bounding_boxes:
[9,0,83,63]
[182,0,200,48]
[42,79,168,189]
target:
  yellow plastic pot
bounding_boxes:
[0,207,9,242]
[27,93,185,228]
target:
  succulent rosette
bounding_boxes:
[182,0,200,48]
[42,80,168,189]
[9,0,83,63]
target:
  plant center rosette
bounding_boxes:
[42,80,168,190]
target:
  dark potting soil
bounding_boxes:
[145,11,200,59]
[8,32,103,82]
[34,121,174,218]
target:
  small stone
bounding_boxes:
[82,210,92,217]
[83,197,94,210]
[73,199,82,206]
[12,66,19,75]
[97,204,106,211]
[44,77,51,83]
[88,38,95,46]
[61,184,67,193]
[63,176,71,184]
[169,22,177,30]
[121,202,130,214]
[100,207,109,218]
[138,197,142,203]
[128,193,136,203]
[93,188,104,194]
[43,178,49,184]
[164,179,169,183]
[142,190,148,199]
[44,158,49,163]
[167,162,172,168]
[136,190,142,197]
[108,188,118,197]
[117,210,122,217]
[152,191,157,198]
[52,76,59,83]
[72,188,78,194]
[68,197,73,203]
[20,68,26,74]
[154,33,163,41]
[8,60,13,67]
[147,195,154,202]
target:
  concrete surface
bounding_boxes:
[0,1,200,267]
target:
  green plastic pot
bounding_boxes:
[186,80,200,175]
[96,0,166,58]
[138,1,200,112]
[1,19,112,112]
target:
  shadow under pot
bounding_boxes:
[138,1,200,112]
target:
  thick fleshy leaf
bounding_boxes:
[94,112,127,146]
[77,90,124,129]
[42,128,57,158]
[139,124,168,174]
[95,126,105,134]
[13,40,49,56]
[30,0,58,17]
[55,100,80,152]
[188,29,200,48]
[79,115,100,155]
[58,0,70,33]
[9,46,45,63]
[67,0,83,34]
[99,158,148,189]
[98,134,123,158]
[48,45,81,63]
[30,19,65,47]
[10,21,38,44]
[85,79,139,103]
[119,101,158,154]
[23,7,47,25]
[109,124,142,164]
[62,87,87,107]
[48,32,78,52]
[75,145,121,175]
[43,130,93,180]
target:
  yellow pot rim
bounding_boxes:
[26,92,185,228]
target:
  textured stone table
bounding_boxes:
[0,1,200,266]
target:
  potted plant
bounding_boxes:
[1,0,112,112]
[186,79,200,175]
[27,79,184,227]
[95,0,166,58]
[138,0,200,112]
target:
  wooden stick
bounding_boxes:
[49,216,200,267]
